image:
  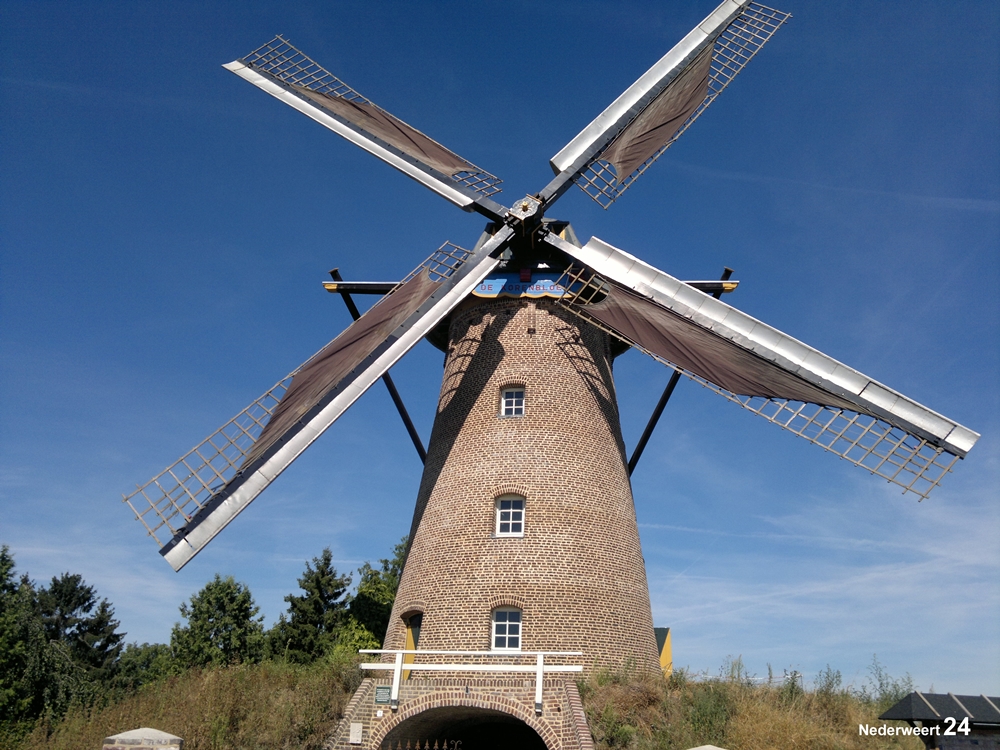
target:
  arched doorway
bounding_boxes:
[380,706,548,749]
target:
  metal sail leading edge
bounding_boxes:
[543,0,791,208]
[123,234,510,571]
[544,233,979,498]
[223,36,504,217]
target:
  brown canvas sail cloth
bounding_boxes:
[292,86,474,178]
[580,283,863,411]
[602,44,713,182]
[243,270,442,468]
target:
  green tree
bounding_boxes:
[0,547,46,727]
[170,574,264,667]
[0,545,16,596]
[347,536,407,644]
[269,548,351,663]
[0,548,91,733]
[114,642,178,691]
[37,572,124,681]
[330,615,382,658]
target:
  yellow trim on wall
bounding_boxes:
[402,623,416,680]
[659,629,672,677]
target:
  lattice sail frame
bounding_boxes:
[554,264,960,499]
[123,242,475,547]
[575,3,791,208]
[240,36,502,199]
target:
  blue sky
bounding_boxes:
[1,1,997,695]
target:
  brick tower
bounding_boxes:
[325,253,661,748]
[384,294,659,671]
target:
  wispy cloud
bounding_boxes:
[644,481,1000,692]
[0,75,210,114]
[640,521,918,554]
[667,159,1000,213]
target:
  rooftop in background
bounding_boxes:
[880,692,1000,726]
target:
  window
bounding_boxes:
[501,387,525,417]
[495,496,524,537]
[404,613,422,650]
[492,608,521,651]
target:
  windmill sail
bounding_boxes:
[225,37,504,217]
[543,0,790,207]
[125,3,980,578]
[546,234,979,498]
[124,235,510,571]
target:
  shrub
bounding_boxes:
[13,658,363,750]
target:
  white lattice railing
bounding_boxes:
[359,649,583,714]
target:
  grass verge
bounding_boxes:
[5,656,362,750]
[580,660,924,750]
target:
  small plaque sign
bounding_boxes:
[375,685,392,704]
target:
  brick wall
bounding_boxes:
[324,677,594,750]
[384,297,660,673]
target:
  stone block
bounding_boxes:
[102,727,183,750]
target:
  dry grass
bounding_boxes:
[7,657,926,750]
[580,666,925,750]
[9,657,362,750]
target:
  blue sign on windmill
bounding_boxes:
[473,273,566,299]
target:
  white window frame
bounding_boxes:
[492,608,522,651]
[494,495,525,537]
[500,387,525,417]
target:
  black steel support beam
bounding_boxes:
[628,267,734,476]
[326,279,737,296]
[329,268,427,464]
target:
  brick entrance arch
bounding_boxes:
[372,694,558,749]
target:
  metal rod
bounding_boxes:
[628,370,682,476]
[359,649,583,656]
[360,663,582,673]
[377,369,427,464]
[329,269,427,464]
[628,267,733,476]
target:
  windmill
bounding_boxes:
[123,1,979,746]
